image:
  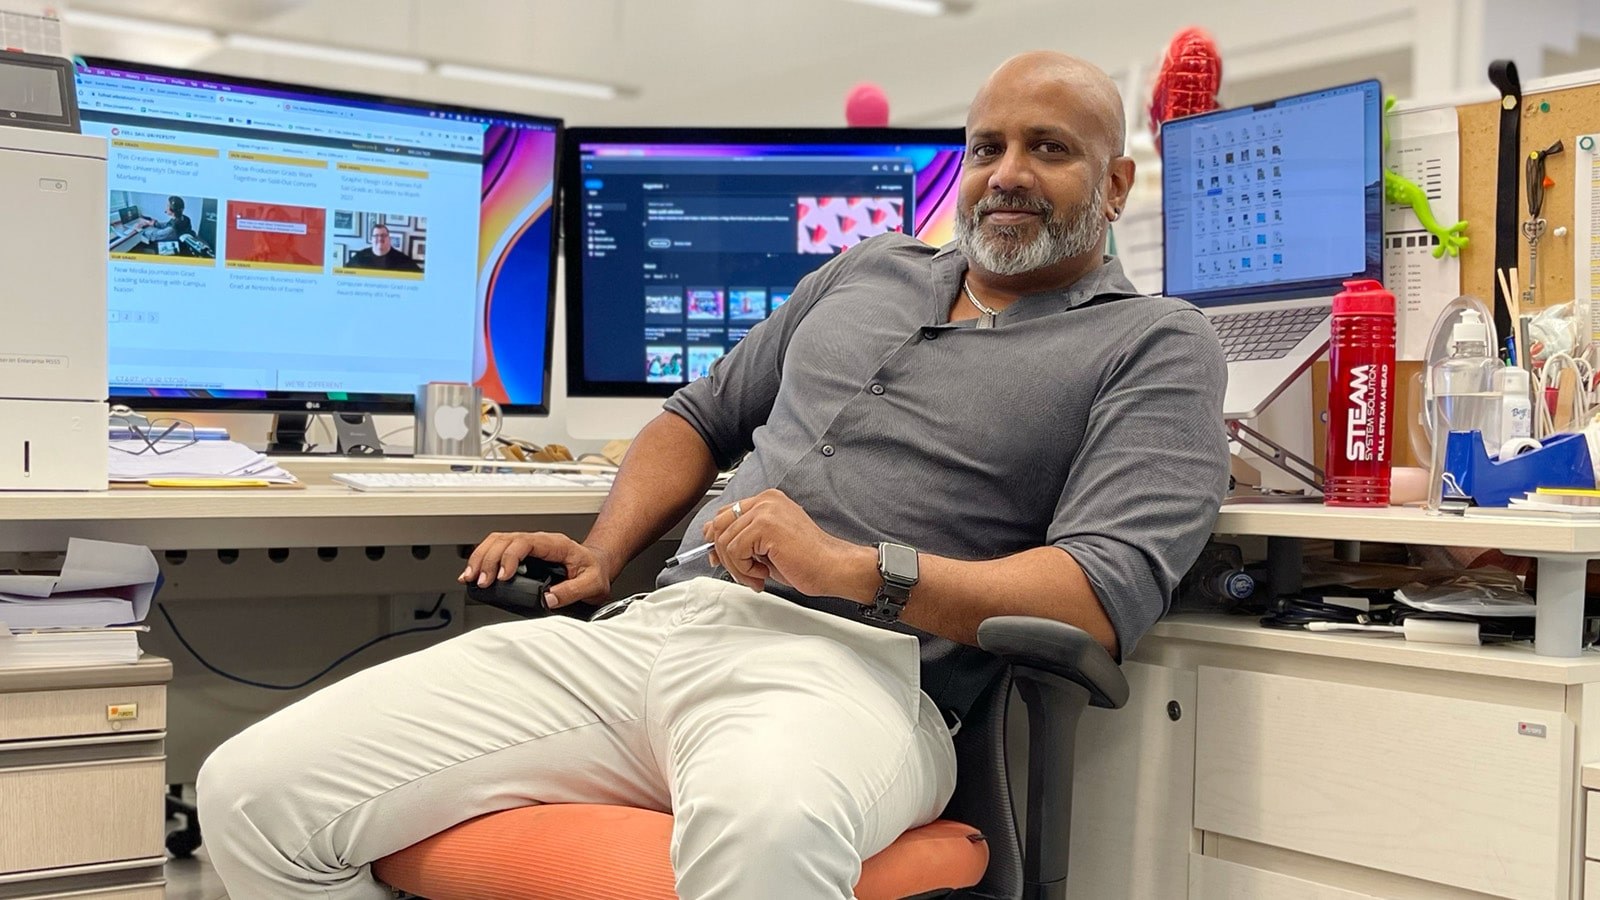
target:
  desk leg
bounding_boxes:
[1534,553,1586,657]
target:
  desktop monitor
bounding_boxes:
[74,58,563,414]
[561,127,965,438]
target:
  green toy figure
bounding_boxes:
[1384,96,1469,258]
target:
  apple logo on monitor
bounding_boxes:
[433,403,472,442]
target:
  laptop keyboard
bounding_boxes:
[1209,305,1331,362]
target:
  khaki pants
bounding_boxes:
[197,577,957,899]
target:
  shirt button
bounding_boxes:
[921,327,938,340]
[821,444,835,457]
[870,383,885,395]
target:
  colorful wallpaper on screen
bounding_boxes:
[474,124,559,409]
[585,143,963,247]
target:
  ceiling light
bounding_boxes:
[61,9,218,43]
[223,34,428,74]
[842,0,957,16]
[434,63,620,101]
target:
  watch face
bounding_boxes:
[880,542,919,583]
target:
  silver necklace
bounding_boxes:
[962,279,999,329]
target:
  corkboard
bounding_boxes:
[1457,84,1595,313]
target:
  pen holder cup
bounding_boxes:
[1441,430,1596,507]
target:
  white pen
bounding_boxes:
[663,541,715,568]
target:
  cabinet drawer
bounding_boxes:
[8,885,163,900]
[1588,861,1600,900]
[0,748,164,875]
[0,686,164,743]
[1195,667,1570,899]
[1191,855,1384,900]
[1590,792,1600,861]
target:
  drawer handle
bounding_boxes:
[0,730,166,753]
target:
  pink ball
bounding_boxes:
[845,83,890,127]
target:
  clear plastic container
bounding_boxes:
[1427,310,1501,511]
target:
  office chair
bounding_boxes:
[374,596,1129,900]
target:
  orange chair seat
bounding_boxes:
[374,804,988,900]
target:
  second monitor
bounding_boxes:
[562,127,965,437]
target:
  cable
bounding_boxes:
[1257,596,1372,630]
[156,594,452,691]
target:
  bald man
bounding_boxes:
[198,52,1228,899]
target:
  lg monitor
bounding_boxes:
[561,127,965,438]
[74,58,562,414]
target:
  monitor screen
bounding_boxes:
[562,127,965,397]
[74,58,562,413]
[1159,79,1382,308]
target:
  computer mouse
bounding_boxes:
[465,558,568,618]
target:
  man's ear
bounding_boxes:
[1106,156,1136,220]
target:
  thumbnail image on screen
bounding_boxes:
[106,190,218,261]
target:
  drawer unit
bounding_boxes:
[0,659,170,897]
[1195,667,1571,899]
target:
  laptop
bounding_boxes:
[1160,79,1383,420]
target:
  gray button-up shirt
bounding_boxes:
[660,232,1228,715]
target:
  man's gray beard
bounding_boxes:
[955,184,1107,277]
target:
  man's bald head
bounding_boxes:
[968,51,1126,157]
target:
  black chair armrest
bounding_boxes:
[976,616,1129,710]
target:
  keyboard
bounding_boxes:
[1208,305,1331,363]
[332,471,616,492]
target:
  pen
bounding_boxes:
[663,542,714,568]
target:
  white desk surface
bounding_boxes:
[1150,614,1600,685]
[0,486,610,551]
[1215,503,1600,556]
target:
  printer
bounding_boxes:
[0,52,107,490]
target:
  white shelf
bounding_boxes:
[1150,615,1600,684]
[1215,503,1600,556]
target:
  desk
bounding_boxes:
[1066,504,1600,900]
[1215,503,1600,657]
[1070,614,1600,899]
[0,485,610,551]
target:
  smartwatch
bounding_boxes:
[865,542,919,623]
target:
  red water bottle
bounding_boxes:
[1324,279,1396,506]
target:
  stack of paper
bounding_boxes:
[0,629,144,668]
[0,539,160,668]
[107,439,297,484]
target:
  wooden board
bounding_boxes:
[1457,83,1599,313]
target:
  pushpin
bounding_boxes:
[1556,226,1569,237]
[1540,101,1551,113]
[1544,175,1556,189]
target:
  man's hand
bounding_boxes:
[703,489,875,599]
[459,532,614,609]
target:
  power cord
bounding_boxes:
[156,594,452,691]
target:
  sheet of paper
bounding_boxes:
[1573,133,1600,348]
[107,439,297,483]
[0,538,160,621]
[1383,107,1462,360]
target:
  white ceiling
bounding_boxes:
[59,0,1434,134]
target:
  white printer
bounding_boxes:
[0,52,107,490]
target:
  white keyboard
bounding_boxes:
[332,471,615,493]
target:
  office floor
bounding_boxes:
[167,846,226,900]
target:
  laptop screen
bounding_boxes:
[1159,79,1382,309]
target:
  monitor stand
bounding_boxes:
[267,413,385,456]
[267,413,311,454]
[332,413,384,457]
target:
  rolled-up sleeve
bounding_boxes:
[662,250,853,470]
[1048,308,1229,654]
